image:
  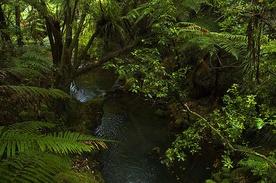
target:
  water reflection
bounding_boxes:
[71,69,177,183]
[95,95,177,183]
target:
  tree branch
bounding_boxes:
[183,103,276,170]
[76,39,140,76]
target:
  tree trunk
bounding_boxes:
[0,4,11,42]
[22,0,98,92]
[0,3,13,68]
[15,1,24,46]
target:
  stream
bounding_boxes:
[71,70,177,183]
[95,93,177,183]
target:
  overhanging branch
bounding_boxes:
[183,103,276,170]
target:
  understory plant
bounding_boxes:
[0,122,107,182]
[0,56,107,182]
[166,84,276,182]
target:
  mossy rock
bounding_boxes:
[118,73,126,81]
[90,97,105,106]
[72,97,106,133]
[54,170,105,183]
[154,109,167,118]
[84,98,105,129]
[175,118,185,127]
[124,77,135,90]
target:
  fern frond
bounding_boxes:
[216,39,240,59]
[0,151,71,183]
[57,131,108,149]
[176,23,246,59]
[8,121,56,133]
[234,145,276,170]
[0,129,107,158]
[181,0,209,13]
[211,32,247,42]
[15,45,52,71]
[234,145,256,156]
[0,85,71,101]
[0,67,44,81]
[187,25,209,33]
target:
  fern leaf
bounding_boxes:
[0,129,107,158]
[0,67,44,81]
[211,32,247,42]
[187,25,209,33]
[15,45,52,71]
[0,151,71,183]
[182,0,209,13]
[8,121,56,133]
[0,85,71,102]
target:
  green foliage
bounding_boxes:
[0,151,72,183]
[0,127,106,158]
[2,0,276,182]
[54,170,101,183]
[6,121,56,135]
[239,151,274,178]
[104,48,189,99]
[210,84,259,142]
[175,25,246,60]
[0,45,107,182]
[14,45,52,72]
[166,84,276,181]
[166,125,204,165]
[0,121,107,183]
[181,0,209,13]
[0,65,73,125]
[0,67,44,83]
[0,85,70,102]
[90,0,132,47]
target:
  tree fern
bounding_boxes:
[176,23,247,60]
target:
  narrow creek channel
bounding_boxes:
[71,70,178,183]
[95,93,177,183]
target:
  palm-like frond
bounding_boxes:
[0,151,72,183]
[176,23,247,59]
[178,0,209,13]
[0,85,70,102]
[14,45,52,72]
[7,121,56,133]
[0,67,44,82]
[0,127,107,158]
[211,32,247,42]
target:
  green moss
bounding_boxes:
[118,73,126,81]
[124,77,135,90]
[154,109,167,118]
[175,118,185,127]
[88,97,105,107]
[54,170,105,183]
[70,97,106,134]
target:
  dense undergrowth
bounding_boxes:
[1,0,276,182]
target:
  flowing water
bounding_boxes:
[71,69,177,183]
[72,69,212,182]
[95,93,177,183]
